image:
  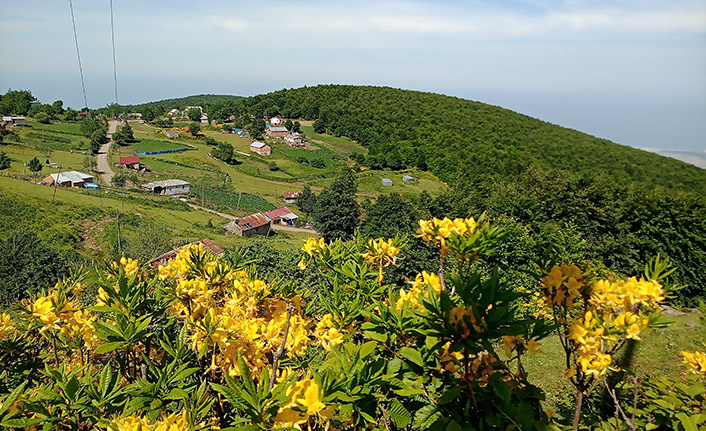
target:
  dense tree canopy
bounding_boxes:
[313,169,360,241]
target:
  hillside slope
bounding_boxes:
[242,85,705,194]
[123,94,244,113]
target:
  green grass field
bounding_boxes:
[128,138,190,153]
[523,312,705,418]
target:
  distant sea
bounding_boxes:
[644,149,706,170]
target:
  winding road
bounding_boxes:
[96,120,119,185]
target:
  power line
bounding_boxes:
[69,0,88,109]
[110,0,118,104]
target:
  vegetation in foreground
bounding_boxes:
[0,216,704,430]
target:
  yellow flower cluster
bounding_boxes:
[417,217,477,246]
[161,244,313,377]
[112,410,207,431]
[396,271,442,311]
[567,311,612,377]
[314,314,344,351]
[28,291,96,345]
[589,277,664,312]
[462,351,503,385]
[541,264,585,310]
[362,238,401,283]
[0,313,14,340]
[516,286,552,320]
[501,335,540,358]
[108,256,143,281]
[297,237,326,270]
[681,350,706,376]
[274,378,333,430]
[448,305,485,337]
[437,341,464,373]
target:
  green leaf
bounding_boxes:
[414,404,442,430]
[438,386,461,405]
[99,363,113,398]
[0,381,26,415]
[676,413,699,431]
[364,330,388,343]
[446,420,462,431]
[388,399,412,428]
[165,388,189,400]
[94,341,126,355]
[359,341,377,358]
[399,347,424,367]
[684,382,706,398]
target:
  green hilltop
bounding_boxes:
[242,85,705,194]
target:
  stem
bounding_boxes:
[52,334,60,366]
[268,303,293,392]
[572,388,583,431]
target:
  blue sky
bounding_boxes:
[1,0,704,152]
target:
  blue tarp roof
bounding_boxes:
[84,182,99,189]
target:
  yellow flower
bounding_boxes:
[0,313,14,340]
[681,350,706,376]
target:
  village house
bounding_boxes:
[249,141,271,156]
[164,129,179,139]
[284,192,299,203]
[41,170,95,188]
[382,178,393,186]
[265,126,289,138]
[402,175,418,183]
[2,116,26,125]
[119,156,147,171]
[223,213,271,237]
[264,206,298,226]
[283,134,305,147]
[150,238,223,268]
[167,108,179,116]
[269,117,282,126]
[200,114,209,125]
[141,179,190,196]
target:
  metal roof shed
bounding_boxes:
[382,178,393,186]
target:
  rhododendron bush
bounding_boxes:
[0,216,701,430]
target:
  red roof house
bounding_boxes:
[264,206,298,226]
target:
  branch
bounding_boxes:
[268,303,293,392]
[603,377,635,431]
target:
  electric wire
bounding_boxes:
[110,0,118,104]
[69,0,88,109]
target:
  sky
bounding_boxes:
[1,0,705,153]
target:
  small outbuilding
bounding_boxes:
[270,117,283,126]
[382,178,393,186]
[284,192,300,203]
[223,213,271,237]
[164,129,180,139]
[402,175,417,183]
[141,179,190,196]
[120,156,147,171]
[264,206,298,226]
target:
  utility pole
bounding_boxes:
[23,162,26,178]
[52,166,62,204]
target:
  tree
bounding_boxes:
[284,119,294,130]
[90,130,106,154]
[80,118,106,138]
[64,108,78,121]
[141,107,156,123]
[313,169,360,241]
[0,89,33,115]
[362,193,418,238]
[313,119,326,134]
[113,123,136,146]
[0,151,11,170]
[187,108,202,122]
[34,112,51,124]
[27,156,42,173]
[250,118,266,140]
[52,100,64,114]
[296,185,316,216]
[213,142,234,164]
[292,121,302,133]
[189,123,201,136]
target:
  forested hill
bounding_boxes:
[123,94,243,113]
[243,85,705,194]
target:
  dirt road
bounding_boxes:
[96,120,119,185]
[187,203,317,234]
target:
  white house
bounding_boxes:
[141,179,190,196]
[270,117,282,126]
